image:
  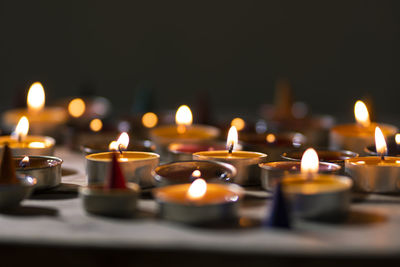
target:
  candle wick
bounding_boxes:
[228,143,234,154]
[118,144,123,155]
[17,134,22,143]
[381,154,385,161]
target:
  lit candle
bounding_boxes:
[2,82,68,135]
[153,174,244,224]
[0,116,55,156]
[193,126,267,185]
[14,155,63,190]
[346,127,400,193]
[281,148,353,221]
[330,100,397,154]
[149,105,220,153]
[86,132,160,188]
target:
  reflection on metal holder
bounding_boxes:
[153,160,237,187]
[14,156,62,190]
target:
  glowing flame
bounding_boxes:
[354,100,370,127]
[266,133,276,143]
[396,134,400,145]
[109,141,119,151]
[68,98,86,118]
[13,116,29,141]
[89,118,103,132]
[28,142,45,148]
[231,118,245,131]
[186,178,207,201]
[175,105,192,134]
[142,112,158,128]
[27,82,45,113]
[375,126,387,157]
[301,148,319,175]
[191,170,201,178]
[226,126,238,151]
[22,156,29,164]
[116,132,129,150]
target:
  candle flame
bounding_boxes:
[354,100,370,127]
[186,178,207,201]
[142,112,158,128]
[68,98,86,118]
[13,116,29,141]
[301,148,319,175]
[226,126,238,151]
[231,117,245,131]
[109,141,119,151]
[22,156,29,164]
[116,132,129,150]
[175,105,192,134]
[375,126,387,157]
[191,170,201,178]
[396,134,400,145]
[27,82,45,113]
[89,118,103,132]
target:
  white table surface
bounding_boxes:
[1,147,400,259]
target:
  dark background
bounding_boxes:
[1,0,400,123]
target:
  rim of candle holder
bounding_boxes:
[81,139,157,155]
[14,155,63,170]
[85,151,160,162]
[152,160,237,185]
[259,161,341,173]
[281,149,358,164]
[193,150,267,164]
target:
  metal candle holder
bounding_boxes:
[153,160,237,187]
[0,175,36,210]
[14,156,62,190]
[0,136,55,156]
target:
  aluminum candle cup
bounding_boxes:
[345,157,400,193]
[282,175,353,221]
[0,175,36,211]
[153,160,237,187]
[82,139,156,155]
[167,142,242,162]
[330,123,397,155]
[14,156,63,190]
[193,151,268,186]
[281,149,358,173]
[241,132,306,162]
[79,183,140,217]
[0,136,55,156]
[259,161,341,191]
[86,152,160,188]
[153,183,244,225]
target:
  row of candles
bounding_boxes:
[1,81,400,226]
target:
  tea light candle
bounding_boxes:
[150,105,220,148]
[14,155,63,190]
[167,142,242,161]
[153,176,244,224]
[86,132,160,188]
[259,160,341,191]
[365,134,400,156]
[2,82,67,135]
[282,148,353,221]
[153,160,237,187]
[0,116,55,156]
[193,126,267,185]
[346,127,400,193]
[330,100,397,154]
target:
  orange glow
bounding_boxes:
[142,112,158,128]
[186,178,207,201]
[396,134,400,145]
[191,170,201,178]
[301,148,319,174]
[109,141,119,151]
[231,118,245,131]
[27,82,45,113]
[68,98,86,118]
[28,142,45,148]
[354,100,370,127]
[266,133,276,143]
[89,118,103,132]
[375,126,387,157]
[226,126,238,151]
